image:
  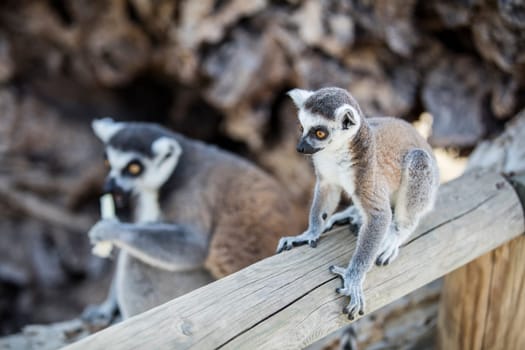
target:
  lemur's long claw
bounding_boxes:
[329,265,347,278]
[376,233,400,266]
[341,286,365,320]
[276,237,296,253]
[276,233,320,253]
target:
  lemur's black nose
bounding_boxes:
[103,177,118,194]
[296,139,320,155]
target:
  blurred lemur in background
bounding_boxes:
[82,118,304,324]
[277,87,439,320]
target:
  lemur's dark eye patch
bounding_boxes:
[123,160,143,177]
[103,153,110,168]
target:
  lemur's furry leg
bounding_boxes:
[81,277,119,327]
[330,205,392,320]
[376,149,438,266]
[89,220,208,271]
[276,182,341,252]
[324,205,362,233]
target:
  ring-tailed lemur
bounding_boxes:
[276,87,439,320]
[82,118,304,325]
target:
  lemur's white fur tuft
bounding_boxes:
[152,137,181,162]
[334,104,360,128]
[287,88,313,108]
[92,118,124,143]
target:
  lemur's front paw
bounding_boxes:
[329,265,365,320]
[375,233,400,266]
[88,219,120,243]
[276,232,320,253]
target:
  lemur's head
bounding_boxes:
[288,87,363,155]
[92,118,182,207]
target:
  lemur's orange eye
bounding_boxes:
[315,129,327,139]
[104,159,110,168]
[127,163,142,175]
[123,160,143,177]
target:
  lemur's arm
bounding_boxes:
[308,180,342,234]
[276,180,341,252]
[347,206,391,279]
[89,220,208,271]
[330,198,391,319]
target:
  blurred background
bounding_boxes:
[0,0,523,348]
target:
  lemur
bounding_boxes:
[82,118,304,324]
[276,87,439,320]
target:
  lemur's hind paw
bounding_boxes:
[276,232,320,253]
[324,206,362,235]
[323,217,350,232]
[81,303,117,329]
[376,234,400,266]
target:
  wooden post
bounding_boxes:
[437,174,525,350]
[64,171,525,350]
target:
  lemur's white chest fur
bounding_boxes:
[313,148,356,196]
[135,190,161,223]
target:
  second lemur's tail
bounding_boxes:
[339,325,358,350]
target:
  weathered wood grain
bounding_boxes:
[64,170,525,350]
[437,173,525,350]
[438,235,525,350]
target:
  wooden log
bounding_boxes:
[64,170,525,350]
[437,173,525,350]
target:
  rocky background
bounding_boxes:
[0,0,524,348]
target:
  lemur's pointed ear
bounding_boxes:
[287,89,313,108]
[92,118,124,143]
[152,137,182,164]
[335,104,360,130]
